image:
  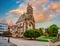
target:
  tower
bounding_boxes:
[27,3,33,16]
[26,3,35,29]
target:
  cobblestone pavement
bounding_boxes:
[0,37,17,46]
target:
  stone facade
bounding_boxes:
[12,3,35,37]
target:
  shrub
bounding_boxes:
[24,29,40,39]
[3,31,12,37]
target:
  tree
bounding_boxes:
[48,24,58,36]
[38,28,43,36]
[24,29,40,39]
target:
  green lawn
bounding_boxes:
[37,36,57,42]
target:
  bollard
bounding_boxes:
[8,37,10,43]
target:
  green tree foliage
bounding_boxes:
[24,29,40,39]
[48,24,58,36]
[38,28,43,36]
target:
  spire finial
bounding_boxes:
[28,2,29,5]
[27,0,30,5]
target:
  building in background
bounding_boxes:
[0,23,8,35]
[12,3,35,37]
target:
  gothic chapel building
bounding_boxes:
[12,3,35,37]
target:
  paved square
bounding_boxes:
[0,37,16,46]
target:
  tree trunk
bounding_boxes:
[34,38,36,40]
[30,37,33,40]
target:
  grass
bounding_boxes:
[37,39,49,42]
[36,36,57,42]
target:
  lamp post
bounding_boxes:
[8,25,13,43]
[8,27,10,43]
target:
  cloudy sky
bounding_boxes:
[0,0,60,28]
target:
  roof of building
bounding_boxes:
[16,13,35,23]
[16,13,25,23]
[16,3,35,23]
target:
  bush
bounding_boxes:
[51,38,57,43]
[3,31,12,37]
[24,29,40,39]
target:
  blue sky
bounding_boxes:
[0,0,24,18]
[0,0,60,28]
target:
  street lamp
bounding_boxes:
[8,25,13,43]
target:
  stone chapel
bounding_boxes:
[12,3,35,37]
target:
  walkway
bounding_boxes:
[10,38,60,46]
[0,37,16,46]
[10,38,49,46]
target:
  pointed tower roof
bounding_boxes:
[27,3,32,9]
[16,13,25,23]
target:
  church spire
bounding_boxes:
[27,2,33,14]
[27,0,30,5]
[27,0,32,7]
[27,2,29,7]
[27,2,31,7]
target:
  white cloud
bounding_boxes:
[5,0,60,24]
[16,1,20,4]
